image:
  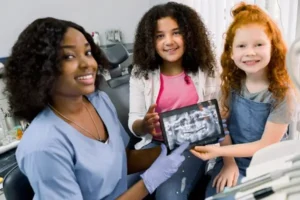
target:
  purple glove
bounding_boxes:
[141,142,189,194]
[218,119,230,142]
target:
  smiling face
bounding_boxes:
[231,24,271,76]
[155,17,185,66]
[52,27,98,98]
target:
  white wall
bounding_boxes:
[273,0,299,47]
[0,0,152,57]
[297,0,300,39]
[150,0,168,6]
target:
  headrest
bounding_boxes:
[0,57,8,78]
[101,43,129,69]
[0,57,7,64]
[0,62,4,78]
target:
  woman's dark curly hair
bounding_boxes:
[4,17,109,122]
[133,2,216,79]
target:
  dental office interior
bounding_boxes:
[0,0,300,199]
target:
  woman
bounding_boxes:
[4,17,188,200]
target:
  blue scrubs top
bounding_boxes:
[16,91,129,200]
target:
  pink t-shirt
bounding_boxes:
[154,72,199,140]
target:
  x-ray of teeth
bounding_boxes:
[160,100,223,151]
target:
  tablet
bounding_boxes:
[159,99,225,152]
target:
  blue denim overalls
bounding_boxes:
[206,91,273,199]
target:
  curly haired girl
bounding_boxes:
[128,2,220,199]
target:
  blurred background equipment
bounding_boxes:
[287,37,300,140]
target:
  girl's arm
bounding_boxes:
[192,89,296,160]
[219,134,236,165]
[191,121,288,159]
[128,72,159,136]
[218,88,295,158]
[219,121,288,157]
[128,72,148,136]
[212,134,240,192]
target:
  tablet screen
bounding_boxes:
[159,99,224,151]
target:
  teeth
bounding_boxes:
[244,60,258,63]
[164,48,177,51]
[77,74,92,80]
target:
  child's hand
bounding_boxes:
[213,163,239,193]
[190,145,221,160]
[142,104,160,136]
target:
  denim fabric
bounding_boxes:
[205,91,272,199]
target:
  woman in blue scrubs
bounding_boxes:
[4,18,188,200]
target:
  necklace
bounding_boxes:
[48,102,103,141]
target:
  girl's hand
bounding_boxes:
[190,145,221,160]
[213,163,239,193]
[142,104,160,136]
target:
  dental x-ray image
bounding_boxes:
[159,99,225,152]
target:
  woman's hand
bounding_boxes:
[190,145,222,160]
[213,163,239,193]
[142,104,160,136]
[141,142,189,194]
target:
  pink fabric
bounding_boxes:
[154,72,199,140]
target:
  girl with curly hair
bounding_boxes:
[128,2,220,199]
[4,17,189,200]
[190,2,296,198]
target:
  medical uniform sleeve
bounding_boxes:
[18,147,83,200]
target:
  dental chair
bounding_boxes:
[101,42,130,79]
[99,42,140,148]
[3,165,33,200]
[98,73,140,149]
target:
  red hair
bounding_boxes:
[220,2,290,117]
